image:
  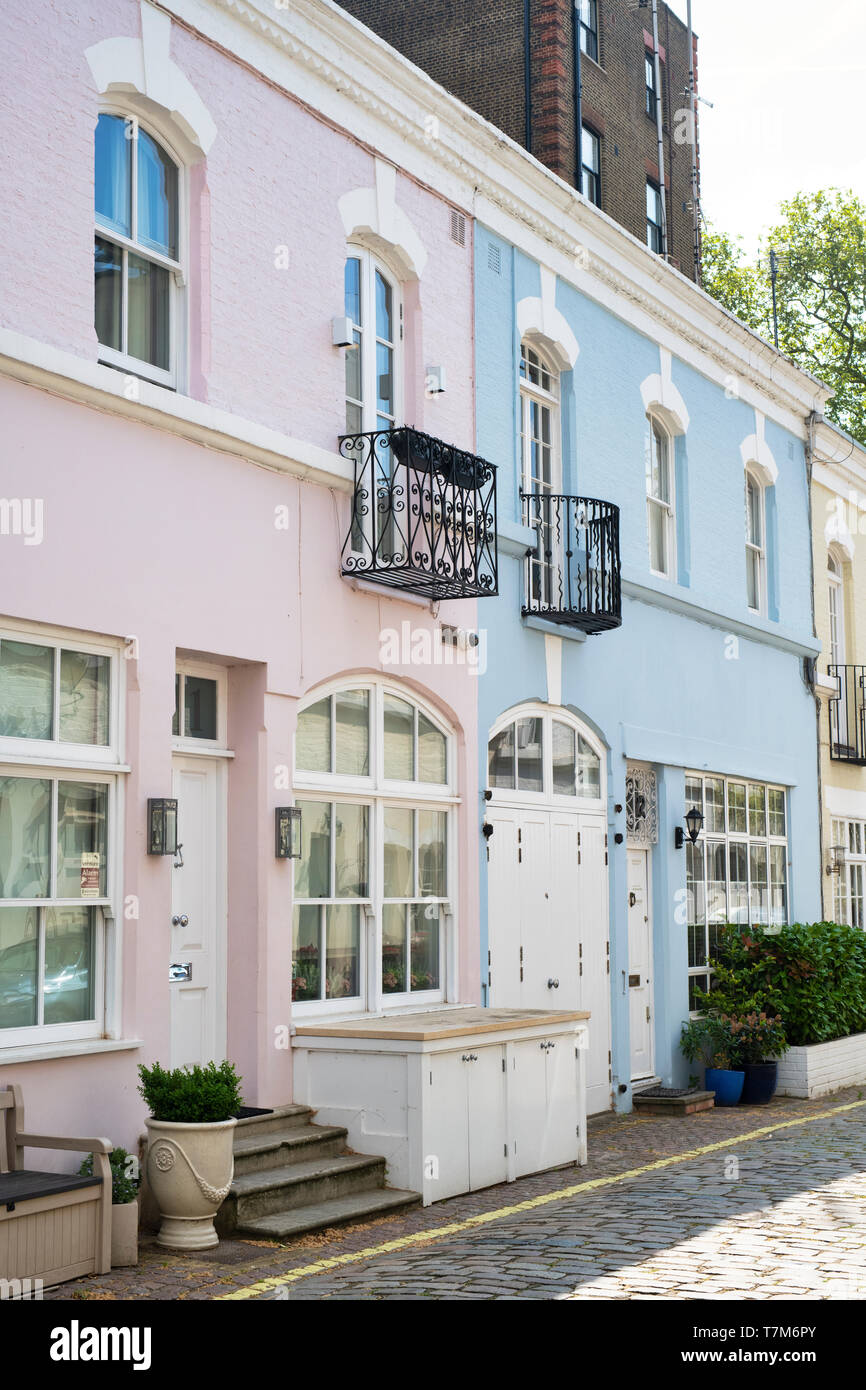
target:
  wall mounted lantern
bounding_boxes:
[275,806,302,859]
[674,805,704,849]
[827,844,847,876]
[148,798,178,856]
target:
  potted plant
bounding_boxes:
[79,1146,140,1267]
[680,1015,745,1106]
[727,1011,787,1105]
[138,1060,242,1251]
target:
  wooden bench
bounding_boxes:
[0,1084,112,1289]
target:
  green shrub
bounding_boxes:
[680,1014,743,1070]
[138,1060,243,1123]
[78,1146,140,1205]
[696,922,866,1046]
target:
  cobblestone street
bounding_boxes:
[46,1089,866,1302]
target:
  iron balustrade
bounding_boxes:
[340,427,498,601]
[828,664,866,764]
[521,491,622,633]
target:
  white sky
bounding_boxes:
[665,0,866,253]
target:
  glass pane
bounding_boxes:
[345,332,362,405]
[686,839,705,929]
[727,781,747,834]
[648,500,667,573]
[685,775,703,811]
[0,778,51,898]
[410,902,440,992]
[44,907,94,1025]
[94,113,131,237]
[728,841,748,923]
[182,676,217,739]
[688,922,705,969]
[94,237,122,352]
[746,548,760,610]
[292,904,321,1001]
[577,735,601,799]
[418,715,447,784]
[768,787,786,838]
[344,257,361,325]
[60,650,109,745]
[127,253,170,370]
[749,843,769,925]
[0,906,39,1029]
[748,783,767,837]
[334,803,368,898]
[335,690,369,776]
[325,904,360,999]
[136,128,178,259]
[382,904,406,994]
[517,717,543,792]
[705,777,725,834]
[384,695,414,780]
[56,782,107,899]
[488,725,515,790]
[0,640,54,739]
[418,810,447,898]
[345,395,362,437]
[172,673,180,736]
[376,341,393,417]
[706,840,727,926]
[384,807,413,898]
[375,270,392,341]
[296,697,331,773]
[772,845,789,919]
[552,721,576,796]
[295,801,330,899]
[688,976,707,1012]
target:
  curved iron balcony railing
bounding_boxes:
[340,427,498,601]
[521,491,622,634]
[828,664,866,764]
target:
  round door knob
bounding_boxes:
[172,914,189,927]
[547,977,560,989]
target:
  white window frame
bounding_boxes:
[831,818,865,928]
[745,470,766,615]
[828,548,846,667]
[685,772,789,1013]
[520,342,563,609]
[486,703,606,812]
[95,105,187,391]
[0,621,126,1051]
[646,414,676,580]
[172,660,229,754]
[344,245,402,435]
[292,678,456,1017]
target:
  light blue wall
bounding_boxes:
[474,226,822,1105]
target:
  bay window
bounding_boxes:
[293,682,452,1012]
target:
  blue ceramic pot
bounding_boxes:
[705,1067,745,1106]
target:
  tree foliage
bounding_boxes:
[702,190,866,444]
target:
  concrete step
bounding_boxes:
[220,1152,388,1229]
[233,1104,314,1138]
[234,1186,421,1241]
[232,1123,348,1175]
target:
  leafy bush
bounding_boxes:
[79,1146,140,1205]
[696,922,866,1046]
[138,1060,243,1123]
[722,1011,787,1064]
[680,1015,744,1070]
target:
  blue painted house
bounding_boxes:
[473,218,828,1112]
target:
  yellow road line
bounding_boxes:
[218,1097,866,1300]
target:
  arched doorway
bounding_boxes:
[485,705,612,1113]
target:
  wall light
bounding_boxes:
[275,806,302,859]
[148,798,178,856]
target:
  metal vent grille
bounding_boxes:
[487,243,501,275]
[449,209,466,246]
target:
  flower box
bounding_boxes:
[775,1031,866,1099]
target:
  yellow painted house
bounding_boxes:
[812,418,866,923]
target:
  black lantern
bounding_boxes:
[275,806,302,859]
[148,798,178,856]
[675,805,704,849]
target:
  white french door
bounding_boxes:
[627,848,654,1081]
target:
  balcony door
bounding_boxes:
[520,343,561,609]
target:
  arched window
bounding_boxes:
[828,548,846,667]
[293,681,451,1012]
[645,415,675,578]
[344,248,401,435]
[487,709,602,803]
[94,112,182,387]
[520,343,561,606]
[745,471,766,614]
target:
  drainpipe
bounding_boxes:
[651,0,668,259]
[572,1,583,191]
[805,408,825,915]
[524,0,533,152]
[686,0,701,281]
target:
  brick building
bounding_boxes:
[338,0,701,280]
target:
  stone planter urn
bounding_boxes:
[145,1118,237,1250]
[111,1199,140,1267]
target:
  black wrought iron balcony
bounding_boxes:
[340,427,498,601]
[828,665,866,764]
[521,491,622,633]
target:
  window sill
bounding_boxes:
[0,1037,143,1065]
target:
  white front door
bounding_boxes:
[576,814,612,1114]
[170,755,226,1069]
[627,848,654,1081]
